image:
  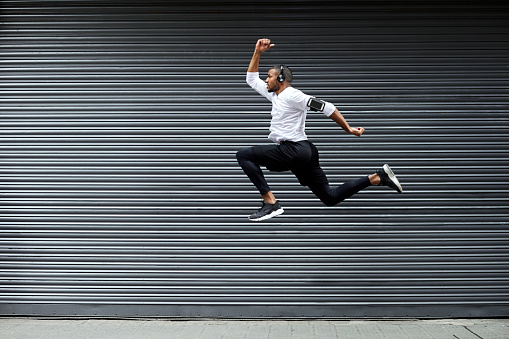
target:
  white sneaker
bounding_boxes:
[377,164,403,193]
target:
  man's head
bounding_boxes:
[265,65,293,93]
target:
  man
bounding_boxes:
[237,38,403,221]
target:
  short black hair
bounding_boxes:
[271,64,293,83]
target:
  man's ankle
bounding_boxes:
[262,191,277,204]
[369,173,381,185]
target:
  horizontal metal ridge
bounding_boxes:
[1,0,508,318]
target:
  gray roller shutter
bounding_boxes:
[1,1,508,318]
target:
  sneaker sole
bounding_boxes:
[249,207,284,221]
[383,164,403,193]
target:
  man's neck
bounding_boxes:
[276,84,292,95]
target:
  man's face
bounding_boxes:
[265,69,281,93]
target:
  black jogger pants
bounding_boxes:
[236,140,371,206]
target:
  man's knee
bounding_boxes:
[236,148,255,166]
[310,186,340,207]
[320,196,339,207]
[236,148,248,161]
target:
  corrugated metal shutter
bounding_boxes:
[1,1,508,318]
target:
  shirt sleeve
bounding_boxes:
[287,89,336,117]
[322,101,336,117]
[246,72,272,101]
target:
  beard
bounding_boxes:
[267,83,280,93]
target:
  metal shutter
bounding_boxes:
[1,1,508,318]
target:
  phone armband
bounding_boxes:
[307,98,326,112]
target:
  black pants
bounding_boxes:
[236,140,371,206]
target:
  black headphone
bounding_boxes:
[277,65,286,82]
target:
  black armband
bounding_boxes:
[307,98,326,112]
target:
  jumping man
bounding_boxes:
[237,38,403,221]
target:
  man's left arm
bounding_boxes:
[290,90,365,136]
[303,94,365,136]
[328,109,365,137]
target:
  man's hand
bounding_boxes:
[248,39,274,72]
[255,38,275,53]
[329,110,365,137]
[349,127,365,137]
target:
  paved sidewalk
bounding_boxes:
[1,317,508,339]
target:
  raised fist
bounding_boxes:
[255,38,275,52]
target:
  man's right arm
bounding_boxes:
[246,39,275,100]
[248,38,274,73]
[248,50,262,73]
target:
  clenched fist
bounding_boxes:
[255,38,275,53]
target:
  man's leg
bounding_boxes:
[236,146,285,221]
[308,175,372,207]
[236,147,271,197]
[294,143,402,207]
[306,166,402,206]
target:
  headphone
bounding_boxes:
[277,65,286,82]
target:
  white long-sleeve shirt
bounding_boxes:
[246,71,336,143]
